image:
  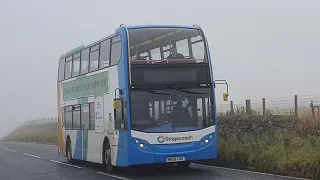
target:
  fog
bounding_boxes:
[1,0,319,138]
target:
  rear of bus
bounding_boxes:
[125,25,224,166]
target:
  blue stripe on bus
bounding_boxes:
[115,130,128,166]
[73,130,83,160]
[115,27,129,166]
[198,25,219,133]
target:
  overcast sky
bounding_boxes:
[1,0,319,137]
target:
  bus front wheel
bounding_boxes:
[103,141,114,173]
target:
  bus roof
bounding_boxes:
[126,24,201,30]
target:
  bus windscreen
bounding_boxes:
[128,27,207,63]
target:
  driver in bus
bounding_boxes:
[167,46,185,59]
[171,99,193,127]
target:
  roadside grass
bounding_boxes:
[211,115,320,179]
[1,123,57,145]
[2,131,57,145]
[2,117,320,179]
[215,133,320,179]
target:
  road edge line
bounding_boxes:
[97,172,131,180]
[22,153,42,159]
[50,160,82,169]
[3,148,17,153]
[191,163,311,180]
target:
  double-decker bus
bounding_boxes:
[57,24,229,173]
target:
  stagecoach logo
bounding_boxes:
[157,136,165,143]
[157,135,193,143]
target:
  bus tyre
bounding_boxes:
[66,140,73,164]
[103,141,114,173]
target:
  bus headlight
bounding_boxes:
[132,138,151,151]
[200,134,214,146]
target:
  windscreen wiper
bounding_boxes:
[176,88,205,94]
[134,87,174,96]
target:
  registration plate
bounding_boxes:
[166,156,185,162]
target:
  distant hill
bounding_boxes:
[1,122,57,145]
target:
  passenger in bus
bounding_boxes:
[166,46,185,59]
[171,100,193,127]
[134,55,146,60]
[133,46,146,60]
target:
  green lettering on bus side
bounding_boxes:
[62,71,109,100]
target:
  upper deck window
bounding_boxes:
[81,48,90,75]
[72,52,81,77]
[128,27,207,64]
[58,58,65,81]
[89,44,100,72]
[110,36,122,66]
[65,56,73,79]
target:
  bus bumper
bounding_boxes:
[125,135,217,166]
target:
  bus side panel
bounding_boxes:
[64,130,105,163]
[84,130,104,163]
[84,66,120,164]
[114,27,129,167]
[101,66,121,166]
[57,82,66,156]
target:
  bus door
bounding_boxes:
[112,88,127,152]
[113,88,126,131]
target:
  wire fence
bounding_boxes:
[217,94,320,119]
[16,95,320,129]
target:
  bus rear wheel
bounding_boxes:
[103,141,114,173]
[66,140,73,164]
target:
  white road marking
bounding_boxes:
[3,148,17,153]
[191,163,311,180]
[22,153,42,159]
[50,160,82,169]
[44,144,57,147]
[97,172,131,180]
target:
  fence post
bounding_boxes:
[230,101,234,114]
[294,95,298,118]
[310,101,316,121]
[262,98,266,115]
[310,102,317,133]
[246,99,251,115]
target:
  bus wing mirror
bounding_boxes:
[223,93,229,101]
[113,99,120,109]
[214,80,229,101]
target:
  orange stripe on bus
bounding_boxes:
[57,82,65,156]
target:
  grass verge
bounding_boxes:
[1,123,57,145]
[204,133,320,179]
[2,123,320,179]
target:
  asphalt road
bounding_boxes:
[0,142,310,180]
